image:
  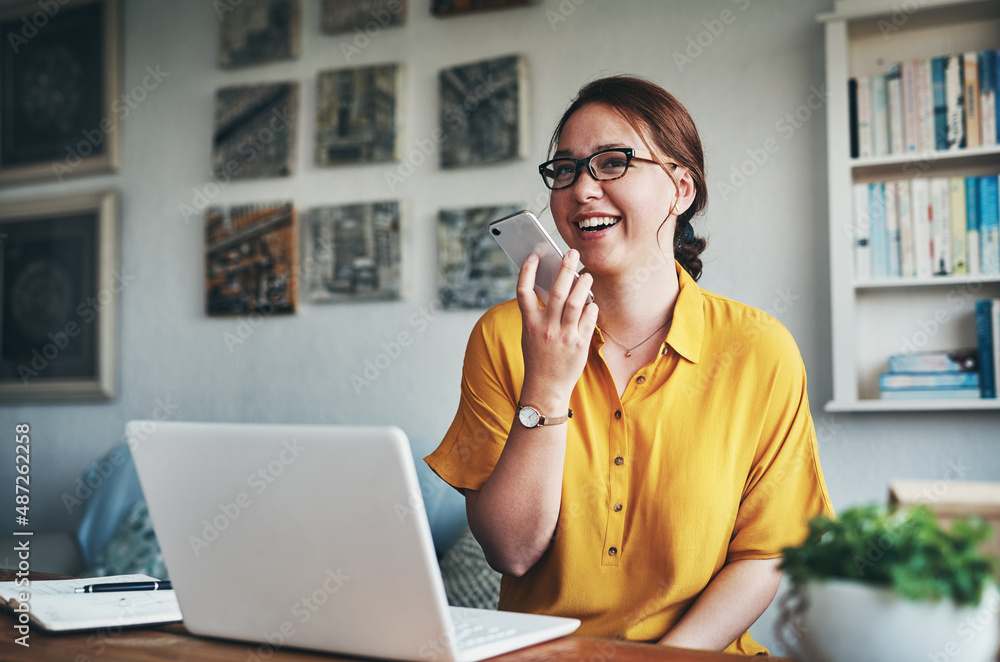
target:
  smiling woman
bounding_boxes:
[543,79,708,285]
[425,75,834,656]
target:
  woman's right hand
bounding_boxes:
[516,249,598,411]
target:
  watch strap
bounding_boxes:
[516,403,573,427]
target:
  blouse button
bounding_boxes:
[614,410,622,419]
[608,547,618,556]
[613,502,623,512]
[636,376,646,384]
[614,456,624,466]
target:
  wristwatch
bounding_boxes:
[516,403,572,428]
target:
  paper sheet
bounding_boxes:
[0,574,182,631]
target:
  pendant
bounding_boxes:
[625,351,631,357]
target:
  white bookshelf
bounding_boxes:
[819,0,1000,413]
[855,274,1000,290]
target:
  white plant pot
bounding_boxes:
[776,578,1000,662]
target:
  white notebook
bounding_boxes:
[0,574,182,632]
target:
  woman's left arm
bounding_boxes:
[657,558,782,651]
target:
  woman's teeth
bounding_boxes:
[577,216,620,231]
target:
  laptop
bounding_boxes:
[126,421,579,662]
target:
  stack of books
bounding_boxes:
[852,174,999,282]
[849,50,998,158]
[879,348,980,400]
[880,298,1000,400]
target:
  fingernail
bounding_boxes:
[526,254,538,263]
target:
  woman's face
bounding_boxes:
[549,102,694,279]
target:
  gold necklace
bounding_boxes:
[597,315,673,358]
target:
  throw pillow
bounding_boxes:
[83,499,169,580]
[439,527,501,610]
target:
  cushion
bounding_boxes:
[409,440,468,557]
[439,527,501,610]
[83,499,169,580]
[75,439,145,568]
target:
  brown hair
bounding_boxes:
[548,75,708,281]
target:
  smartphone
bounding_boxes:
[488,210,590,305]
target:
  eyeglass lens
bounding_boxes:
[542,150,631,190]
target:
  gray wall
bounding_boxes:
[1,0,998,648]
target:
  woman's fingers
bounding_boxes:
[545,250,581,309]
[515,253,541,318]
[519,250,594,340]
[562,271,593,327]
[579,298,599,337]
[517,250,594,399]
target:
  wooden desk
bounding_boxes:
[0,572,788,661]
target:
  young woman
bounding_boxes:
[426,75,833,656]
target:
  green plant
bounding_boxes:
[780,504,997,606]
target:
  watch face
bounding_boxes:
[519,406,540,428]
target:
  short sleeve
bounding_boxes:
[425,302,524,493]
[726,325,834,562]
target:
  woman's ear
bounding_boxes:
[670,167,697,218]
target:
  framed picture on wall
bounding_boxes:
[218,0,300,69]
[0,190,120,402]
[321,0,406,35]
[437,204,519,309]
[439,54,528,169]
[213,82,298,180]
[315,63,402,166]
[0,0,121,185]
[431,0,538,16]
[302,201,403,303]
[205,202,298,317]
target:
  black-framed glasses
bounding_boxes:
[537,148,664,191]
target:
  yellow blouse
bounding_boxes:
[425,262,834,656]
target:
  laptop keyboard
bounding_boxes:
[453,623,519,650]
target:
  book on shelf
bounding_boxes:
[852,183,871,282]
[887,64,905,155]
[850,51,1000,159]
[980,50,997,147]
[897,179,915,278]
[966,176,981,276]
[857,75,873,158]
[885,180,901,277]
[993,300,1000,400]
[0,574,182,632]
[949,176,968,275]
[878,362,981,401]
[994,300,1000,399]
[932,56,948,150]
[870,182,888,279]
[902,60,920,153]
[917,58,935,152]
[945,53,966,150]
[964,51,981,148]
[975,298,999,399]
[851,174,999,282]
[879,387,980,400]
[872,73,890,156]
[930,177,952,275]
[911,177,934,278]
[848,78,860,158]
[879,371,980,390]
[887,349,978,373]
[981,175,1000,276]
